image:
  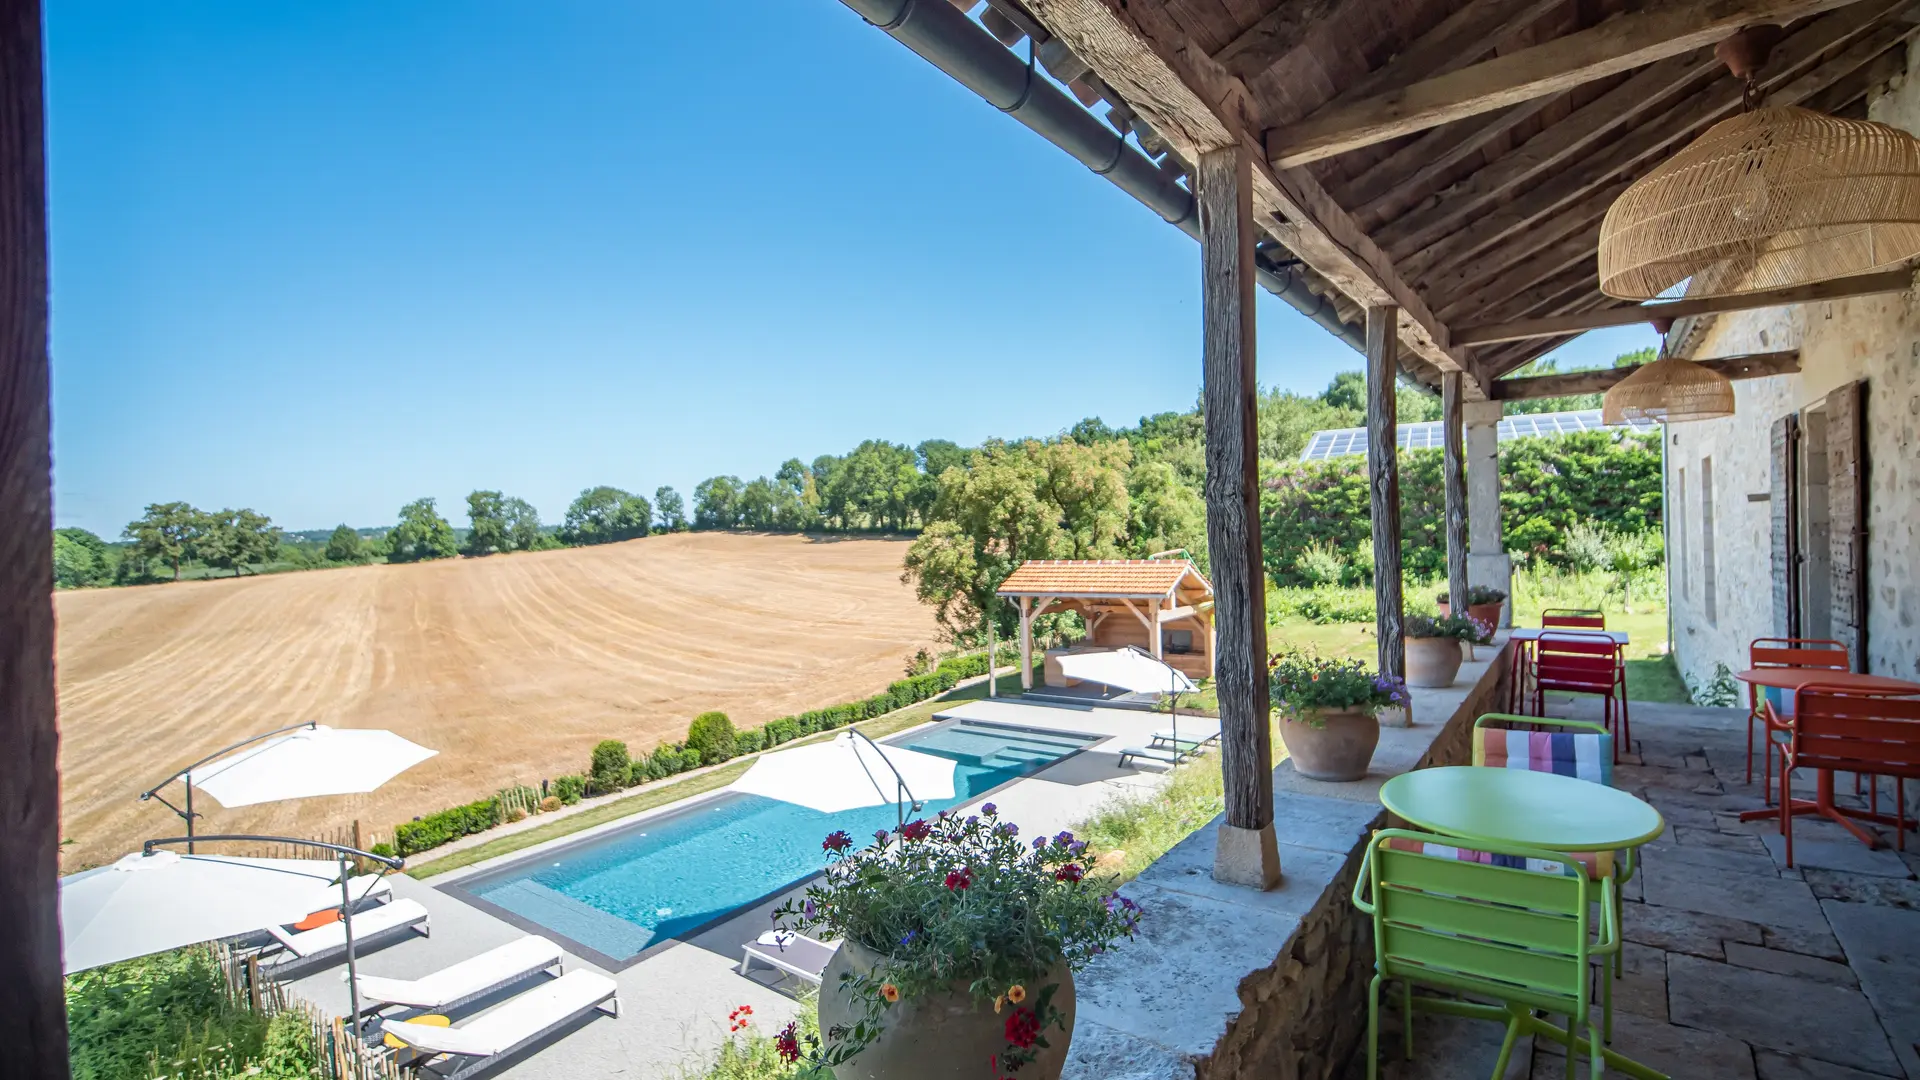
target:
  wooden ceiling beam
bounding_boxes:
[1022,0,1474,383]
[1328,0,1569,107]
[1421,177,1628,290]
[1262,0,1871,168]
[1455,268,1916,344]
[1433,224,1606,322]
[1389,0,1912,272]
[1343,99,1555,227]
[1209,0,1352,82]
[1489,350,1802,399]
[1384,49,1722,269]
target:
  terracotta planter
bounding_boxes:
[818,941,1076,1080]
[1437,599,1504,631]
[1278,707,1380,781]
[1405,636,1464,688]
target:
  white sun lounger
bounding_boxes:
[738,930,838,987]
[264,898,430,978]
[382,969,620,1080]
[1151,719,1221,751]
[1118,745,1187,769]
[354,936,565,1023]
[301,873,393,914]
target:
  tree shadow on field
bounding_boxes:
[800,532,915,544]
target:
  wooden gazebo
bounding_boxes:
[996,558,1216,686]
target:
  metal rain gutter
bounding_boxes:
[838,0,1366,353]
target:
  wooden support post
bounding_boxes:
[1018,596,1033,691]
[1151,602,1163,659]
[1198,143,1279,890]
[1368,307,1406,682]
[987,614,996,698]
[0,0,67,1072]
[1443,372,1469,618]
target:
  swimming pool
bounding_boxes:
[448,720,1095,965]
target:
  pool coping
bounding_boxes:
[435,715,1105,971]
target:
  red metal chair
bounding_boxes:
[1773,687,1920,866]
[1541,609,1606,630]
[1746,637,1849,795]
[1530,631,1629,759]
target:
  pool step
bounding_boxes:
[473,877,655,960]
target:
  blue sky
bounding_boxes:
[45,1,1655,536]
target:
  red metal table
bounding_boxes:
[1735,667,1920,846]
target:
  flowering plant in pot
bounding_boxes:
[1403,612,1490,688]
[1270,651,1409,781]
[1435,585,1506,633]
[772,804,1144,1080]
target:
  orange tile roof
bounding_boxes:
[995,560,1211,598]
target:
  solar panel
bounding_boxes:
[1297,409,1655,461]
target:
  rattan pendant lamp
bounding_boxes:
[1599,27,1920,299]
[1602,319,1736,424]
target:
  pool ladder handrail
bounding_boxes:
[850,728,923,829]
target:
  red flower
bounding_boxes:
[900,819,932,842]
[728,1004,754,1032]
[774,1022,801,1063]
[1054,863,1084,883]
[822,830,853,852]
[1004,1006,1041,1049]
[944,867,972,891]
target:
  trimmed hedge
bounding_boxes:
[394,797,501,856]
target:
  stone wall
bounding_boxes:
[1667,41,1920,691]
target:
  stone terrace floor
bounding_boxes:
[1341,698,1920,1080]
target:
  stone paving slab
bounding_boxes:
[1666,953,1902,1074]
[1762,834,1915,878]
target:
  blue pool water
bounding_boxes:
[462,720,1094,962]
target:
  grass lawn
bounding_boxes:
[407,671,1030,880]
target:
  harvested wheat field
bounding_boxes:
[54,532,940,871]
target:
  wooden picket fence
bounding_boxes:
[213,822,390,872]
[212,943,404,1080]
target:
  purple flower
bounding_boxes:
[1054,830,1075,847]
[982,803,997,816]
[874,829,890,844]
[1069,841,1087,855]
[1033,836,1047,850]
[966,815,979,826]
[804,899,817,919]
[1000,822,1018,838]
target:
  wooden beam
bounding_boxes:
[1456,269,1916,344]
[1210,0,1350,82]
[1022,0,1473,381]
[1346,99,1555,229]
[1368,306,1406,682]
[1443,372,1469,617]
[1197,143,1277,884]
[0,0,66,1072]
[1490,350,1804,399]
[1263,0,1868,168]
[1431,220,1607,322]
[1330,0,1570,107]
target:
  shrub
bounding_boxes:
[764,717,802,746]
[67,945,273,1080]
[367,842,396,858]
[1293,541,1347,586]
[589,739,631,793]
[394,796,500,856]
[553,774,587,805]
[538,795,562,813]
[687,711,738,763]
[1269,586,1375,624]
[1562,522,1610,572]
[735,727,767,755]
[1268,651,1409,725]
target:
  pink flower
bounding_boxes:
[1055,863,1084,883]
[822,830,853,852]
[900,819,932,842]
[774,1022,801,1063]
[945,868,972,891]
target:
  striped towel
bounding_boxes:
[1385,836,1612,880]
[1473,728,1612,786]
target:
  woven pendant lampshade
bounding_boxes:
[1599,106,1920,299]
[1602,355,1736,424]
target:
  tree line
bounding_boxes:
[53,482,694,588]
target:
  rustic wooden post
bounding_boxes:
[1442,371,1469,618]
[1198,143,1278,889]
[0,0,67,1074]
[1017,595,1033,690]
[1367,307,1405,681]
[986,614,997,698]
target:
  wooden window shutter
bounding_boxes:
[1826,380,1869,671]
[1770,415,1800,637]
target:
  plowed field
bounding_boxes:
[55,533,938,871]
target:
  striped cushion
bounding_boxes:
[1473,728,1613,786]
[1385,836,1613,880]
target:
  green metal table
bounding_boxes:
[1374,766,1670,1079]
[1379,765,1665,851]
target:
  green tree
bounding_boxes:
[562,486,651,545]
[197,508,280,576]
[1503,347,1655,414]
[52,527,113,588]
[323,524,368,564]
[1126,461,1206,564]
[738,476,779,529]
[903,441,1062,640]
[693,476,743,529]
[465,490,508,555]
[653,486,687,532]
[123,502,206,581]
[1323,370,1366,412]
[685,711,738,763]
[388,498,458,563]
[1258,388,1359,462]
[1036,437,1132,558]
[501,496,542,551]
[1068,416,1116,444]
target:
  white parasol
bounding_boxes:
[60,851,341,974]
[189,725,437,808]
[730,731,957,816]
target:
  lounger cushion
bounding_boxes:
[1472,728,1612,785]
[356,935,563,1008]
[271,898,429,957]
[745,931,837,977]
[1384,836,1613,880]
[383,970,617,1057]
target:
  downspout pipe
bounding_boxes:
[839,0,1366,354]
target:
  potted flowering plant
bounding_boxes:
[1269,651,1409,781]
[772,804,1143,1080]
[1435,585,1506,632]
[1404,612,1489,688]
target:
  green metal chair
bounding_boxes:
[1352,829,1666,1080]
[1473,712,1639,984]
